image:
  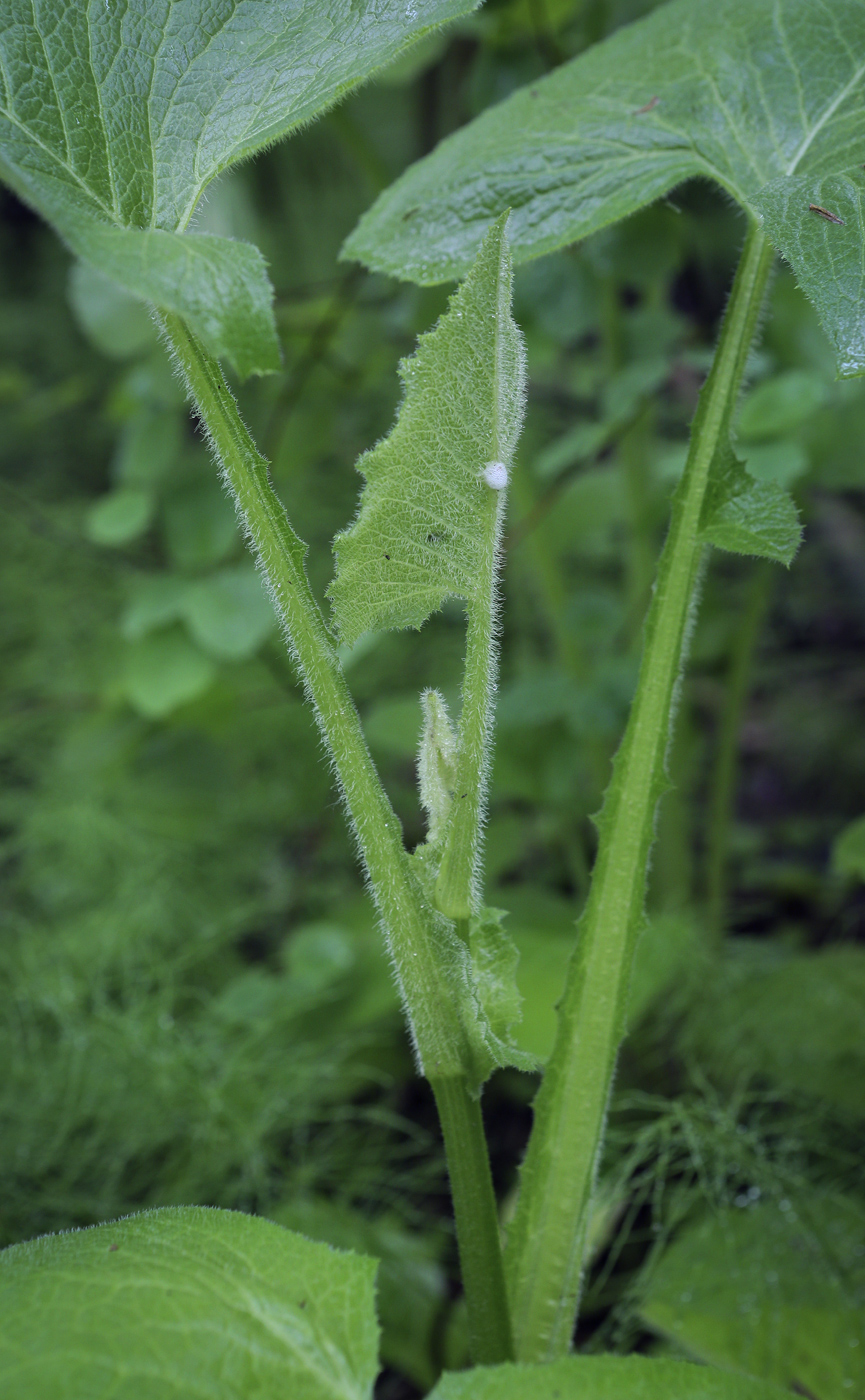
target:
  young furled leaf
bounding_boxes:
[329,213,526,646]
[418,689,459,845]
[466,907,537,1083]
[345,0,865,377]
[0,0,480,376]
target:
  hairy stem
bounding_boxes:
[706,559,774,940]
[504,224,775,1361]
[435,491,502,919]
[432,1076,514,1364]
[157,311,512,1363]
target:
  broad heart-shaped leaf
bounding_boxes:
[0,1206,379,1400]
[699,441,801,565]
[427,1355,787,1399]
[329,213,526,646]
[639,1196,865,1399]
[0,0,479,376]
[345,0,865,375]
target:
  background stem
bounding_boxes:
[503,225,775,1361]
[706,559,774,941]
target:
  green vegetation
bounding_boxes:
[1,0,863,1395]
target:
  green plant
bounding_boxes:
[1,0,863,1395]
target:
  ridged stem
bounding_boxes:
[504,224,775,1360]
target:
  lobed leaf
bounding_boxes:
[0,1206,379,1400]
[0,0,480,374]
[427,1354,788,1399]
[329,213,526,646]
[345,0,865,374]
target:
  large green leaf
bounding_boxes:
[0,1206,379,1400]
[640,1197,865,1399]
[427,1355,787,1399]
[329,213,526,645]
[270,1196,447,1392]
[0,0,479,375]
[345,0,865,374]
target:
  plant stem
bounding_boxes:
[432,1076,514,1364]
[706,559,774,940]
[503,223,775,1361]
[157,311,513,1364]
[435,492,502,920]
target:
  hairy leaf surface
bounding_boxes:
[0,0,479,374]
[699,444,801,565]
[754,170,865,378]
[0,1207,379,1400]
[346,0,865,373]
[329,214,526,646]
[428,1355,787,1399]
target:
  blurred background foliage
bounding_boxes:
[1,1,864,1395]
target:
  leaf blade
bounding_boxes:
[344,0,865,376]
[753,170,865,377]
[329,213,526,646]
[0,0,482,374]
[639,1197,865,1398]
[699,443,802,566]
[0,1207,379,1400]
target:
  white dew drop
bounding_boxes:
[482,460,509,490]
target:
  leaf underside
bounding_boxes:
[0,1206,379,1400]
[345,0,865,376]
[753,170,865,379]
[0,0,480,375]
[329,213,526,646]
